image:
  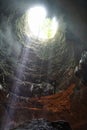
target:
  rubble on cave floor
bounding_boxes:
[11,118,72,130]
[0,82,87,130]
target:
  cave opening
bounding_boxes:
[26,5,58,41]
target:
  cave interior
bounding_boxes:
[0,0,87,130]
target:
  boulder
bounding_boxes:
[75,51,87,84]
[12,119,72,130]
[30,82,54,97]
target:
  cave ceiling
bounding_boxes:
[0,0,87,42]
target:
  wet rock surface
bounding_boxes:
[28,82,54,97]
[75,51,87,85]
[12,119,72,130]
[0,45,55,97]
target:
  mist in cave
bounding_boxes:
[0,0,87,130]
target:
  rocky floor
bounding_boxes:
[0,83,87,130]
[12,118,72,130]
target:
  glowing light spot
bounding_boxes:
[27,6,58,40]
[51,17,58,38]
[28,6,47,37]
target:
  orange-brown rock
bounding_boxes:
[0,83,87,130]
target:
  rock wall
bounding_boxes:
[0,0,87,130]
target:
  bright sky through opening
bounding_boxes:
[27,6,58,40]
